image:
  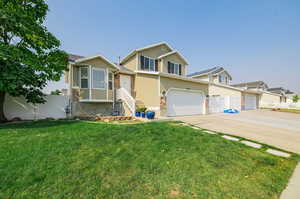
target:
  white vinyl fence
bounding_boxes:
[209,96,241,114]
[4,94,70,120]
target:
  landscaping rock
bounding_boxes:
[266,149,291,158]
[241,140,262,148]
[222,135,239,141]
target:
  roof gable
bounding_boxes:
[187,67,218,77]
[231,81,268,89]
[188,67,232,80]
[157,51,188,65]
[68,54,84,62]
[75,55,119,70]
[120,42,173,64]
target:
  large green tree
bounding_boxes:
[0,0,68,122]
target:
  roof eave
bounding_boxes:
[120,42,173,65]
[75,55,120,70]
[158,51,189,65]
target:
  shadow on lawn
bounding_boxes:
[0,120,80,129]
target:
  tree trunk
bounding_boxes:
[0,91,7,123]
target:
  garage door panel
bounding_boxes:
[245,94,257,110]
[167,90,204,116]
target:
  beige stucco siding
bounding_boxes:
[259,92,281,107]
[91,89,107,100]
[160,77,208,95]
[192,75,209,82]
[209,85,242,97]
[122,54,137,71]
[134,73,160,108]
[162,53,187,76]
[80,89,89,100]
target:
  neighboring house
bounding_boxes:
[232,81,282,108]
[231,81,269,91]
[188,67,232,85]
[267,87,293,103]
[188,67,259,111]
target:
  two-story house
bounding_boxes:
[66,42,210,117]
[188,67,232,85]
[232,81,282,108]
[120,42,209,116]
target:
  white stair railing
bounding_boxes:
[116,88,135,116]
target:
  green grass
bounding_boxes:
[0,121,299,199]
[261,107,300,114]
[276,109,300,114]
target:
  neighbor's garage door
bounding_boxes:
[245,94,257,110]
[167,89,205,116]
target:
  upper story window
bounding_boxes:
[140,55,158,71]
[167,61,182,75]
[218,74,228,84]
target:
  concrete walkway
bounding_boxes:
[280,163,300,199]
[176,110,300,154]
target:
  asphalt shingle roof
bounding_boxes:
[68,54,85,62]
[187,67,218,77]
[231,81,268,88]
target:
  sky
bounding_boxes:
[44,0,300,93]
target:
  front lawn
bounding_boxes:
[0,121,298,199]
[275,108,300,114]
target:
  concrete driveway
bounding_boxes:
[176,110,300,154]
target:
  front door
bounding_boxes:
[120,75,132,94]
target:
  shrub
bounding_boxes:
[136,107,147,112]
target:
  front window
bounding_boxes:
[167,61,181,75]
[140,55,157,71]
[80,67,89,89]
[92,68,106,89]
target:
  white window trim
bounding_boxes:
[106,68,108,100]
[71,65,79,89]
[79,66,89,89]
[91,68,106,90]
[168,61,181,75]
[141,55,156,72]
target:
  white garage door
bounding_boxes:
[245,94,257,110]
[167,89,205,116]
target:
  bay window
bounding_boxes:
[92,68,106,89]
